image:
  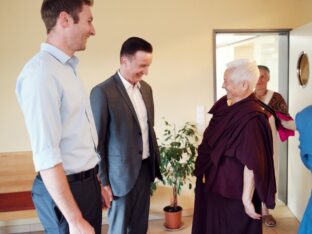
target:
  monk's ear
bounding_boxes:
[241,80,249,91]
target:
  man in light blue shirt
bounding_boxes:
[16,1,100,233]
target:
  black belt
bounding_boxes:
[37,165,98,183]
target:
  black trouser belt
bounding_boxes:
[37,165,98,183]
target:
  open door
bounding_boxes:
[213,29,290,204]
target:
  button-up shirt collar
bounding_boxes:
[41,43,79,73]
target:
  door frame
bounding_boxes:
[212,29,291,204]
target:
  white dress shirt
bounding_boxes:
[118,71,150,159]
[16,43,99,174]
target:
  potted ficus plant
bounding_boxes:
[155,120,198,230]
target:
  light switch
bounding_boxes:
[196,105,206,133]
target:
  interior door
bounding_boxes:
[213,30,290,204]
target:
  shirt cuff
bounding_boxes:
[33,147,62,172]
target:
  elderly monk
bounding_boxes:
[192,59,276,234]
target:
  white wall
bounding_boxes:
[288,22,312,220]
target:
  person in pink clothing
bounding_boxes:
[255,65,295,227]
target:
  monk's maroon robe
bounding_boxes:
[192,94,276,234]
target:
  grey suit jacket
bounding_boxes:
[90,73,162,196]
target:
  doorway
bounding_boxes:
[213,29,290,204]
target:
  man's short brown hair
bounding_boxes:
[41,0,93,34]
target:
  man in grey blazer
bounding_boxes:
[90,37,162,234]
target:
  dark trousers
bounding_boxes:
[32,171,102,234]
[108,159,151,234]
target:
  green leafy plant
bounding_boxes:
[154,120,198,211]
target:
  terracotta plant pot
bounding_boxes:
[163,205,183,229]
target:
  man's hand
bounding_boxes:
[40,164,95,233]
[68,217,95,234]
[101,185,113,208]
[243,199,261,220]
[68,216,95,234]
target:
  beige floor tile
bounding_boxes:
[100,215,299,234]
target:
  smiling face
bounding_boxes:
[120,51,153,85]
[255,68,270,91]
[65,4,95,54]
[222,68,242,103]
[222,67,250,104]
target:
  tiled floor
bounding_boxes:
[147,215,300,234]
[112,202,300,234]
[1,201,300,234]
[0,159,300,234]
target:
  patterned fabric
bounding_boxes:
[267,92,290,117]
[264,91,295,141]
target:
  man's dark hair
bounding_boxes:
[258,65,270,74]
[120,37,153,58]
[41,0,94,34]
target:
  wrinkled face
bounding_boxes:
[121,51,153,85]
[66,4,95,53]
[222,68,244,103]
[256,68,269,91]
